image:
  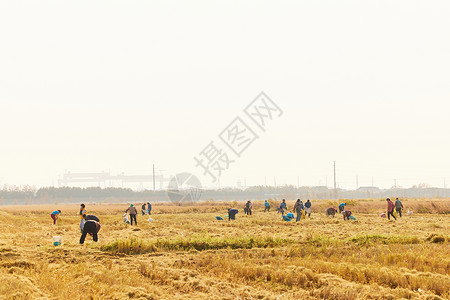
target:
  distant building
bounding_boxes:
[357,186,380,192]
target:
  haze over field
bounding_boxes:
[0,1,449,190]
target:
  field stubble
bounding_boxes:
[0,199,449,299]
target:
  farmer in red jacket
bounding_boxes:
[386,198,397,220]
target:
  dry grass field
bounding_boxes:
[0,198,449,300]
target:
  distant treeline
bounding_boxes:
[1,185,450,205]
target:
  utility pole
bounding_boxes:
[333,161,337,198]
[297,176,299,188]
[356,176,359,189]
[274,176,277,187]
[264,176,267,186]
[394,179,397,188]
[152,164,155,191]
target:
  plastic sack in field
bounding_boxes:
[301,210,306,219]
[286,213,294,219]
[216,216,224,220]
[148,217,153,222]
[122,213,130,224]
[53,236,62,246]
[380,213,386,218]
[407,209,413,216]
[282,215,292,221]
[348,215,356,221]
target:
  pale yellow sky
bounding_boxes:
[0,1,449,189]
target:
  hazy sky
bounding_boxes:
[1,0,449,190]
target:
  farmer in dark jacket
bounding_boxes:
[147,202,152,215]
[293,199,303,222]
[80,220,101,244]
[125,204,138,225]
[304,200,312,217]
[245,200,253,215]
[84,215,100,222]
[326,207,337,217]
[395,198,403,217]
[228,208,238,221]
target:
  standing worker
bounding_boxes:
[293,199,303,222]
[51,210,61,225]
[147,202,152,215]
[280,199,287,215]
[386,198,397,220]
[141,203,146,215]
[338,202,346,213]
[245,200,253,215]
[79,204,87,233]
[304,200,312,218]
[80,220,101,244]
[264,200,270,212]
[395,198,403,217]
[125,204,138,225]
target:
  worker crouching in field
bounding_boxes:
[51,210,61,225]
[342,210,352,220]
[80,214,100,233]
[326,207,337,217]
[85,214,100,222]
[228,208,238,221]
[80,220,101,244]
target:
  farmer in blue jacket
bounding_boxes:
[279,199,287,215]
[50,210,61,225]
[264,200,270,212]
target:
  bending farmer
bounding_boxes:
[228,208,238,221]
[51,210,61,225]
[80,220,101,244]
